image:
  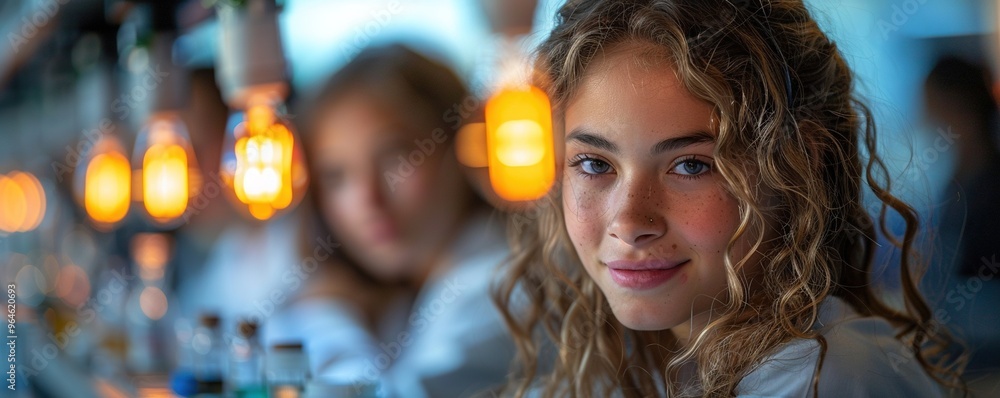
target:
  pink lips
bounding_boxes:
[366,219,400,244]
[605,259,688,290]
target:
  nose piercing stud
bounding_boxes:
[649,217,654,223]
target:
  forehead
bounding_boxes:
[564,42,716,139]
[595,40,673,72]
[311,93,403,156]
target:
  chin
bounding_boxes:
[351,250,403,280]
[605,294,684,331]
[369,261,410,282]
[613,309,675,331]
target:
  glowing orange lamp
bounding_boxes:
[133,114,199,225]
[76,135,132,229]
[214,0,306,221]
[220,90,308,220]
[485,85,555,201]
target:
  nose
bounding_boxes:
[607,177,666,247]
[344,164,389,210]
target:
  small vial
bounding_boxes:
[303,380,381,398]
[266,342,309,398]
[228,319,267,397]
[191,313,225,395]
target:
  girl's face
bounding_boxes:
[312,90,471,283]
[562,44,747,335]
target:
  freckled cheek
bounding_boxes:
[672,190,740,251]
[562,174,610,217]
[562,184,608,256]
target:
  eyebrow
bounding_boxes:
[566,128,715,156]
[566,129,619,153]
[650,130,715,155]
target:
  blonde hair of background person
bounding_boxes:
[493,0,968,396]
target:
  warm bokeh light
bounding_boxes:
[143,144,189,221]
[235,134,285,204]
[54,263,91,308]
[132,233,171,281]
[0,171,46,233]
[485,85,555,201]
[495,120,546,166]
[272,386,302,398]
[0,174,26,233]
[221,90,308,221]
[85,152,132,225]
[139,286,168,320]
[135,115,200,225]
[94,379,132,398]
[77,135,132,229]
[11,172,46,232]
[457,122,489,168]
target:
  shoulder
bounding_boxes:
[737,297,946,397]
[420,210,510,307]
[736,338,819,397]
[404,210,512,340]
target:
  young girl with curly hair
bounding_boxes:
[494,0,967,396]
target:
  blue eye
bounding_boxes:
[569,155,614,177]
[672,157,711,178]
[580,159,612,175]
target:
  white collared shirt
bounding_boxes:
[736,296,946,397]
[265,210,515,397]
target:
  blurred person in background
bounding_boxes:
[921,55,1000,394]
[263,44,515,397]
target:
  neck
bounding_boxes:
[671,311,713,347]
[411,201,479,289]
[671,267,770,347]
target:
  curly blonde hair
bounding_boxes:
[493,0,966,396]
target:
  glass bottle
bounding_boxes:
[191,313,225,395]
[228,319,267,397]
[266,342,309,398]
